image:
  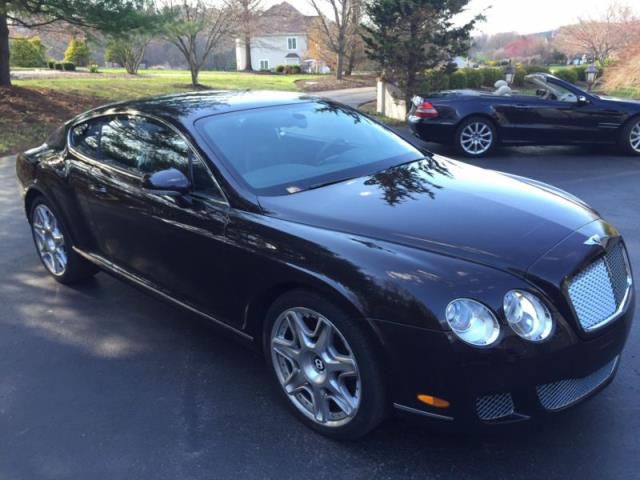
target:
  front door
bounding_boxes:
[68,114,238,325]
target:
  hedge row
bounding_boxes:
[47,60,76,71]
[275,64,301,74]
[418,64,601,93]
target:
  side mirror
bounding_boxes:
[143,168,191,195]
[577,95,590,105]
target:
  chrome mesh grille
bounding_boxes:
[476,393,514,421]
[568,243,631,331]
[536,356,619,411]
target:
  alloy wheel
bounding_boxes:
[460,121,493,155]
[32,204,67,276]
[270,307,361,427]
[630,122,640,153]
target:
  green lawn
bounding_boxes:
[13,70,323,101]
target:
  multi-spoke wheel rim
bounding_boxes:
[270,307,361,427]
[32,204,67,276]
[460,122,493,155]
[630,122,640,153]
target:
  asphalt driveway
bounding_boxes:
[0,143,639,480]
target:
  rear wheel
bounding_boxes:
[455,116,496,158]
[29,197,97,284]
[619,118,640,156]
[264,290,387,439]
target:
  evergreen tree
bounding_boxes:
[362,0,481,107]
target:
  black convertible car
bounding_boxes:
[16,91,634,439]
[409,73,640,157]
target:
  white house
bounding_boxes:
[235,2,328,73]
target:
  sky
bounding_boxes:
[265,0,638,35]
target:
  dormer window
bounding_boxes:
[287,37,297,50]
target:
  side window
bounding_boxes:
[70,119,103,157]
[100,115,191,175]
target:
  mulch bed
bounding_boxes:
[0,86,104,155]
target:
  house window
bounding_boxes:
[259,59,269,71]
[287,37,297,50]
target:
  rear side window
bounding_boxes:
[70,119,103,157]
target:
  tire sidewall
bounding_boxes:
[455,117,497,158]
[620,118,640,156]
[263,290,387,439]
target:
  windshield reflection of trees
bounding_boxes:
[364,157,452,206]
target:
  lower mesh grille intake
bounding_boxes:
[476,393,514,420]
[536,356,619,411]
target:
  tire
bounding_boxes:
[29,196,98,284]
[263,290,388,439]
[618,117,640,156]
[455,116,497,158]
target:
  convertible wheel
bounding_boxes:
[455,117,496,158]
[30,197,97,284]
[265,290,387,439]
[620,118,640,156]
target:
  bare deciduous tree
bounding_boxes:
[309,0,360,80]
[162,0,235,85]
[229,0,261,71]
[554,3,640,64]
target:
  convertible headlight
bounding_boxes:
[445,299,500,346]
[503,290,553,342]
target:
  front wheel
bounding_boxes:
[619,118,640,156]
[455,117,497,158]
[264,290,388,439]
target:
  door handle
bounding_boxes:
[89,184,108,194]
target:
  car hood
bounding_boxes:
[258,156,600,271]
[598,95,640,107]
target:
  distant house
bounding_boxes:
[235,2,329,73]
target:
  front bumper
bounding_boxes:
[371,295,633,427]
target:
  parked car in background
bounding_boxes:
[16,91,634,439]
[409,73,640,157]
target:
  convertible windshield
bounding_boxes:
[196,101,424,195]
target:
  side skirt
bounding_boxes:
[73,247,254,342]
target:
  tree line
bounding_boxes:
[1,0,482,103]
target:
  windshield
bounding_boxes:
[195,101,424,195]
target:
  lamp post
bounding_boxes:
[586,64,598,91]
[505,64,514,85]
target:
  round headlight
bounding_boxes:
[503,290,553,342]
[445,299,500,346]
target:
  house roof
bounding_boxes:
[255,2,317,36]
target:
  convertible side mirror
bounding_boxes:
[577,95,590,105]
[143,168,191,195]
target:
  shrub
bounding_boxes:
[419,70,450,93]
[449,70,467,89]
[63,38,90,66]
[9,37,47,67]
[89,63,100,73]
[524,64,550,75]
[62,62,76,71]
[54,62,64,70]
[275,65,285,73]
[47,59,55,69]
[479,67,503,87]
[462,68,483,89]
[554,67,578,84]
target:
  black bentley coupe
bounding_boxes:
[409,73,640,157]
[16,91,634,439]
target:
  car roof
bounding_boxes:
[79,90,322,127]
